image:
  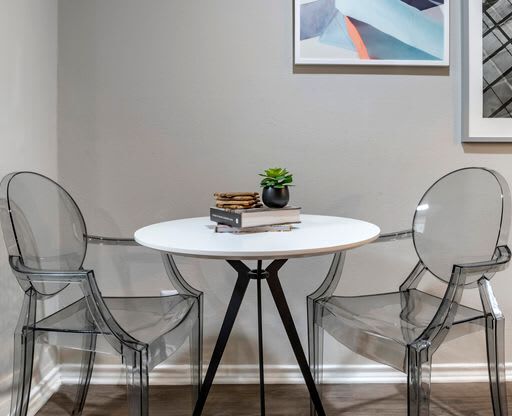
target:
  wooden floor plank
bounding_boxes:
[37,382,502,415]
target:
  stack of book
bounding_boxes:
[210,195,301,233]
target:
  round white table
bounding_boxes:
[135,215,380,416]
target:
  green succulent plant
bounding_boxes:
[259,167,294,189]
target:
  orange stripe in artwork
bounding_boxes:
[345,16,369,60]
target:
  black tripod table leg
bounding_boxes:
[266,271,326,416]
[193,268,251,416]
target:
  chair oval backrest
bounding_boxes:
[412,167,510,286]
[0,172,88,295]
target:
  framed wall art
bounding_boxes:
[462,0,512,142]
[294,0,450,66]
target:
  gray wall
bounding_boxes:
[0,0,58,412]
[57,0,512,378]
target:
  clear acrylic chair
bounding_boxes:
[0,172,203,416]
[308,167,511,416]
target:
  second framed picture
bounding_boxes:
[462,0,512,142]
[294,0,450,66]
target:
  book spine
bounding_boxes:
[210,208,242,227]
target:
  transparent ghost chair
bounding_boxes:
[308,167,511,416]
[0,172,203,416]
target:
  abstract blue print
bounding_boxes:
[295,0,449,65]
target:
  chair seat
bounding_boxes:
[316,289,485,372]
[34,294,198,370]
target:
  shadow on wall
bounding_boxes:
[463,143,512,154]
[293,65,449,76]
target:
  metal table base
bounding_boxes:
[192,259,325,416]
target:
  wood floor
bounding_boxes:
[37,383,505,415]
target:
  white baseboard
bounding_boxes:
[27,366,61,416]
[0,365,61,416]
[58,362,509,386]
[0,361,506,414]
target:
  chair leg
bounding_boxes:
[479,278,509,416]
[189,302,203,408]
[71,333,97,416]
[11,291,37,416]
[124,349,149,416]
[308,299,324,416]
[11,328,36,416]
[407,346,432,416]
[485,315,509,416]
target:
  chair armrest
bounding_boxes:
[454,245,511,275]
[416,245,510,350]
[9,256,91,283]
[10,256,144,349]
[372,229,413,243]
[87,234,139,247]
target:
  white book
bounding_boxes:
[215,224,294,234]
[210,206,301,228]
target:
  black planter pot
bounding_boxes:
[262,186,290,208]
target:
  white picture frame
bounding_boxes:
[462,1,512,142]
[294,0,450,66]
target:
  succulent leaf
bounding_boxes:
[259,167,294,188]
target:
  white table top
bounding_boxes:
[134,215,380,260]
